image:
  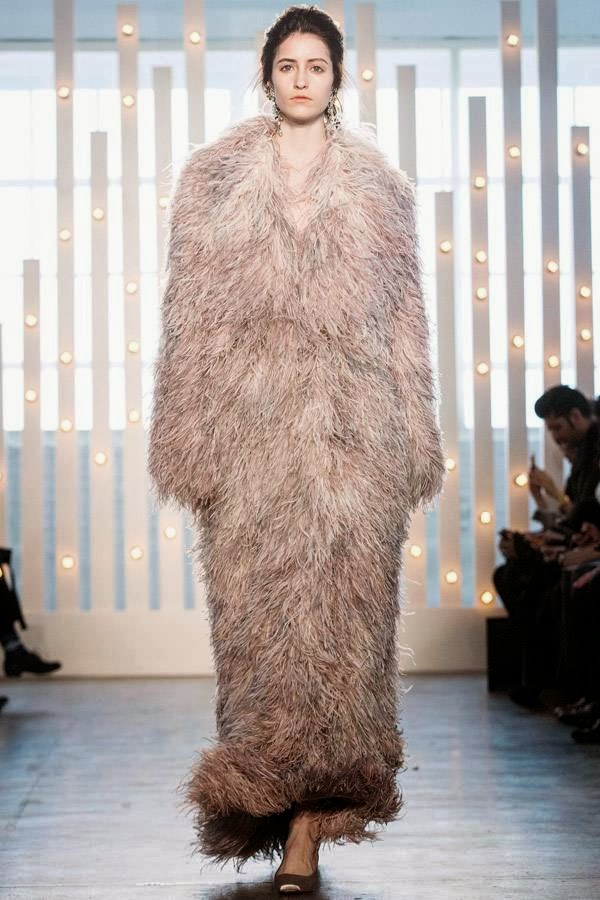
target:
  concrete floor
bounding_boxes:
[0,673,599,899]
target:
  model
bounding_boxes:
[147,4,446,894]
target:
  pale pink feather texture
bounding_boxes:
[146,113,446,870]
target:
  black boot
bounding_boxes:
[0,695,8,712]
[4,646,61,678]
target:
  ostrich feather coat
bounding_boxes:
[147,112,446,870]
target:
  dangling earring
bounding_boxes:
[265,83,283,136]
[324,89,342,134]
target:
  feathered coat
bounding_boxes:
[147,112,446,870]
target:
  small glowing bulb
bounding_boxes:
[94,451,108,465]
[25,388,38,403]
[60,417,73,432]
[127,340,139,354]
[579,328,592,342]
[506,33,520,46]
[439,240,452,253]
[409,544,422,558]
[130,545,144,560]
[60,350,73,365]
[59,228,72,241]
[164,525,177,539]
[361,68,374,82]
[121,23,134,36]
[57,85,71,99]
[158,196,169,209]
[479,510,492,524]
[61,554,75,570]
[579,285,591,299]
[546,259,559,273]
[476,287,488,300]
[92,207,105,221]
[476,361,489,375]
[508,145,521,158]
[475,249,488,264]
[512,334,524,348]
[128,408,140,424]
[547,354,560,368]
[122,94,135,108]
[480,590,494,604]
[445,570,458,584]
[125,281,138,294]
[189,30,201,43]
[25,313,38,327]
[446,457,456,471]
[514,472,528,487]
[473,175,486,189]
[575,142,589,156]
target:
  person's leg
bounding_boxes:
[275,802,321,878]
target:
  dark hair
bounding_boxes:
[534,384,591,420]
[254,5,347,94]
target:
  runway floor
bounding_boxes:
[0,672,599,899]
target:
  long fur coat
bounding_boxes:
[147,112,446,870]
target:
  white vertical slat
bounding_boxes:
[256,31,268,114]
[355,3,376,130]
[21,260,44,614]
[54,0,79,609]
[435,192,460,607]
[500,1,529,530]
[184,0,205,147]
[396,67,426,610]
[89,132,114,612]
[117,4,150,609]
[537,0,563,484]
[571,126,594,397]
[153,65,189,612]
[396,66,416,180]
[468,97,496,609]
[0,325,5,544]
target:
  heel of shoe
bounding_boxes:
[273,868,319,894]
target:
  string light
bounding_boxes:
[60,418,73,432]
[506,33,520,46]
[128,409,140,424]
[361,68,374,81]
[25,389,38,403]
[512,334,524,348]
[547,354,560,368]
[579,285,591,299]
[92,207,105,221]
[476,362,489,375]
[514,472,528,487]
[473,175,486,189]
[479,511,492,524]
[475,249,488,264]
[439,240,452,253]
[575,142,589,156]
[480,590,494,604]
[508,145,521,158]
[121,23,134,36]
[25,313,38,328]
[158,196,169,209]
[59,228,72,241]
[127,340,139,354]
[125,281,138,294]
[60,351,73,365]
[546,259,559,273]
[409,544,422,558]
[60,554,76,570]
[129,545,144,560]
[94,451,108,465]
[189,30,201,43]
[164,526,177,539]
[476,287,488,300]
[446,457,456,471]
[445,570,459,584]
[57,85,71,99]
[579,328,592,342]
[122,94,135,108]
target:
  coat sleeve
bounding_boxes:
[380,166,447,512]
[146,150,216,514]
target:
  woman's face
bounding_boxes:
[269,32,335,126]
